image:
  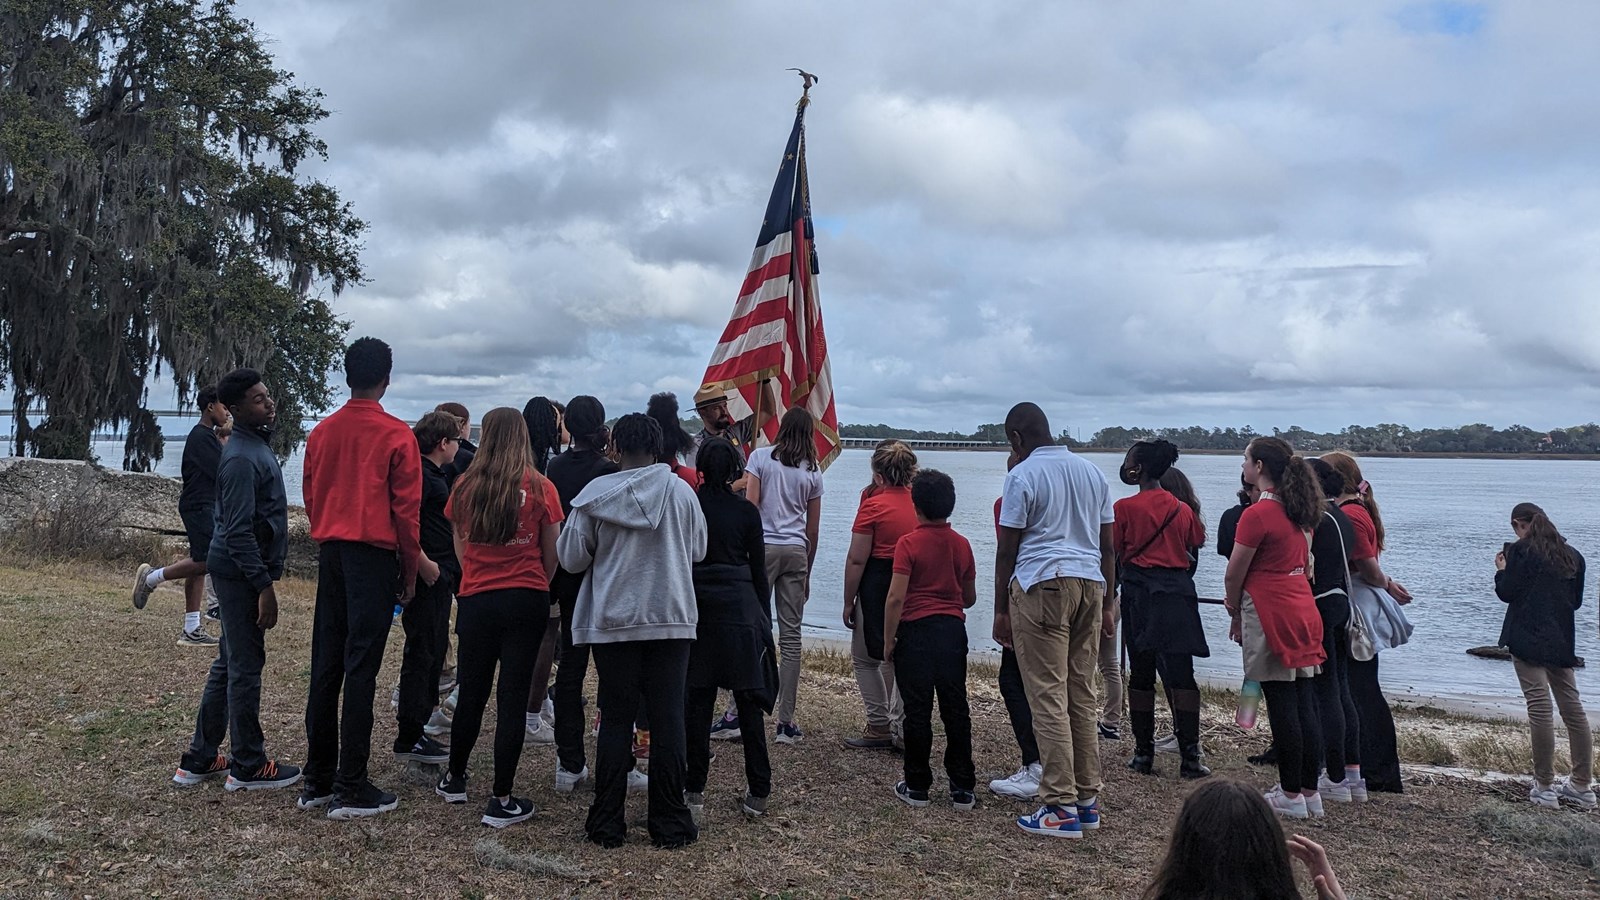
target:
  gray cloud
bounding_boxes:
[232,0,1600,434]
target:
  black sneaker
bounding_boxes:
[894,781,930,808]
[741,792,768,818]
[395,736,449,765]
[436,771,468,804]
[951,789,977,811]
[481,795,536,828]
[297,785,335,809]
[326,783,399,820]
[224,760,302,792]
[1097,722,1121,741]
[172,753,230,786]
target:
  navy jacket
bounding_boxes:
[207,425,288,592]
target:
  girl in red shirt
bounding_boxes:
[436,408,563,828]
[1225,437,1327,821]
[1114,440,1210,780]
[841,440,918,749]
[1321,451,1410,795]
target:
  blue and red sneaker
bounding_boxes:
[1075,798,1102,830]
[1016,803,1083,838]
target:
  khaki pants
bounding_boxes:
[767,544,810,724]
[1011,575,1104,807]
[1098,597,1123,728]
[1514,657,1593,791]
[851,616,902,737]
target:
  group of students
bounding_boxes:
[144,336,1595,864]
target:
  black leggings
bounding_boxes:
[1261,679,1322,795]
[1129,650,1197,693]
[448,589,550,797]
[1349,655,1403,792]
[1312,602,1360,782]
[997,648,1039,767]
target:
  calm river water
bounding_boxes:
[130,443,1599,715]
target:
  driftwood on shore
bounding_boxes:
[1467,645,1585,668]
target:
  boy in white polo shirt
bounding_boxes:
[993,403,1115,839]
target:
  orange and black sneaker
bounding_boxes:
[224,759,302,792]
[633,729,652,760]
[173,753,230,787]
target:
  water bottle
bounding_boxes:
[1235,680,1263,729]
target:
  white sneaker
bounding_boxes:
[1555,779,1597,810]
[1304,791,1325,819]
[1264,785,1309,819]
[524,718,556,744]
[390,687,400,711]
[423,707,453,737]
[1317,774,1353,803]
[555,764,590,794]
[1347,776,1369,803]
[628,768,648,793]
[540,696,555,726]
[1530,782,1561,809]
[1154,732,1180,755]
[443,687,459,714]
[988,762,1043,799]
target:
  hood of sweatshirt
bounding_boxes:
[569,464,677,530]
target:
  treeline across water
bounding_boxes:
[841,422,1600,454]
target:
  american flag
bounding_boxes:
[701,97,840,469]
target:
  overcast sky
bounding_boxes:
[226,0,1600,435]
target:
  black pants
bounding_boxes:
[396,568,455,749]
[305,541,399,798]
[588,640,695,848]
[449,589,549,797]
[1312,600,1359,783]
[1128,649,1197,693]
[1261,679,1323,795]
[1349,655,1403,792]
[997,647,1039,767]
[551,569,592,774]
[685,686,771,798]
[858,557,894,661]
[896,616,975,793]
[183,574,268,775]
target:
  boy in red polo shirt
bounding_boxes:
[883,469,978,811]
[298,337,423,820]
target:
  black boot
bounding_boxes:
[1127,689,1156,775]
[1173,688,1211,779]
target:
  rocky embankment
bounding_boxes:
[0,457,316,575]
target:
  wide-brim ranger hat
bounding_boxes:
[693,385,730,411]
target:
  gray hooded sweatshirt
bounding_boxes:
[557,463,708,645]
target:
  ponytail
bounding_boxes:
[1247,438,1324,531]
[1323,451,1386,551]
[1511,502,1580,578]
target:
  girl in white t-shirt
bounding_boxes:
[745,407,825,742]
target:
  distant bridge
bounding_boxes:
[838,437,1005,451]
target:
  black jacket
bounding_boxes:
[693,490,771,625]
[1496,543,1586,668]
[547,448,619,516]
[178,422,222,513]
[1217,504,1245,558]
[419,457,459,579]
[206,425,288,593]
[448,438,477,481]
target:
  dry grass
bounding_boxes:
[0,562,1598,898]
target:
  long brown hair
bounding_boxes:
[1511,502,1580,578]
[1247,438,1323,531]
[1142,779,1302,900]
[1322,451,1385,551]
[772,407,819,471]
[871,439,918,488]
[455,408,540,544]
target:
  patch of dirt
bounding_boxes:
[0,563,1596,898]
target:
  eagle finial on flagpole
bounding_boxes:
[787,68,818,108]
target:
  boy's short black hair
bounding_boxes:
[216,368,262,408]
[196,385,218,411]
[911,469,956,521]
[344,337,393,390]
[612,413,662,460]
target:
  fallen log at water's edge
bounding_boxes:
[1466,645,1584,667]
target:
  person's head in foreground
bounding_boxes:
[1142,778,1345,900]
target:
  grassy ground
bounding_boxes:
[1,561,1597,899]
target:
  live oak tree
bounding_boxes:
[0,0,362,468]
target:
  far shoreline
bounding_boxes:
[839,445,1600,461]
